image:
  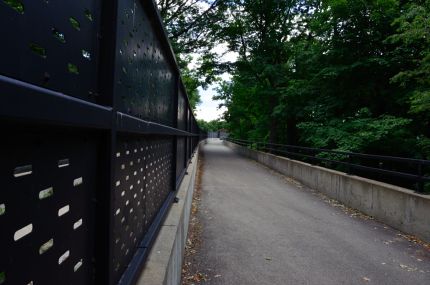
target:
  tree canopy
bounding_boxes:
[197,119,228,132]
[159,0,430,160]
[156,0,227,111]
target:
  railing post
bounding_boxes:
[172,74,179,190]
[97,0,119,282]
[346,154,351,175]
[378,161,383,181]
[418,163,424,193]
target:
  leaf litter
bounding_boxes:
[181,152,221,284]
[256,160,430,267]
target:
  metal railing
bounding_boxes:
[0,0,205,284]
[226,138,430,193]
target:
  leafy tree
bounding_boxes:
[388,0,430,158]
[216,0,304,143]
[156,0,227,112]
[157,0,225,56]
[214,0,430,160]
[197,119,228,132]
[157,0,430,161]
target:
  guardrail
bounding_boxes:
[226,138,430,193]
[0,1,205,284]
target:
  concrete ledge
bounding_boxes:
[136,145,200,285]
[224,141,430,243]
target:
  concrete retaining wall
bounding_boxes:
[136,144,200,285]
[224,141,430,243]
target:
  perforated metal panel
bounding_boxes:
[0,0,100,101]
[0,1,204,284]
[0,127,97,285]
[176,137,186,180]
[177,89,187,130]
[114,0,176,126]
[112,135,173,283]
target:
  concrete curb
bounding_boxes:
[224,141,430,243]
[136,144,200,285]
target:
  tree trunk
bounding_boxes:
[269,118,278,144]
[286,117,297,145]
[268,95,278,144]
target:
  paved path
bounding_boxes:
[191,139,430,285]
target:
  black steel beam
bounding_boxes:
[0,75,112,129]
[116,112,198,137]
[0,75,201,138]
[97,0,119,282]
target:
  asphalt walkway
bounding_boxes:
[191,139,430,285]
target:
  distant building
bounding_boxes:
[207,129,229,139]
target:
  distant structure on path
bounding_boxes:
[208,129,229,139]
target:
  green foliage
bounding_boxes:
[212,0,430,161]
[410,91,430,113]
[67,63,79,75]
[69,17,80,31]
[157,0,430,161]
[157,0,227,112]
[416,135,430,160]
[3,0,24,14]
[297,110,412,153]
[388,0,430,115]
[197,119,228,132]
[180,59,202,111]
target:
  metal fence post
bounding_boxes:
[418,163,424,193]
[346,155,351,175]
[172,74,179,190]
[97,0,120,282]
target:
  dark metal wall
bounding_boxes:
[0,0,100,102]
[0,1,205,285]
[115,0,176,126]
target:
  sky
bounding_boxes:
[193,44,238,122]
[195,86,227,121]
